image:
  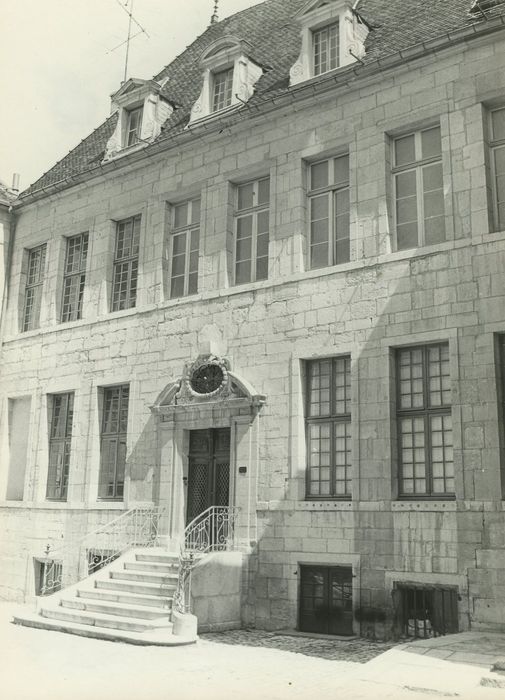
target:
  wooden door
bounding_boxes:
[299,565,353,636]
[187,428,230,524]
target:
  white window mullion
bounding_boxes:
[184,230,191,297]
[330,189,336,266]
[417,166,425,247]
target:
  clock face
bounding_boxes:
[189,363,225,395]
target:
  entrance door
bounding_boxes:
[299,565,353,636]
[186,428,231,524]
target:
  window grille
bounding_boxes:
[490,106,505,231]
[395,584,458,639]
[393,126,445,250]
[235,177,270,284]
[47,393,74,500]
[396,344,454,497]
[309,154,350,269]
[312,22,339,76]
[22,244,46,331]
[111,215,141,311]
[306,356,352,497]
[98,385,129,500]
[170,198,200,298]
[212,68,233,111]
[61,233,88,322]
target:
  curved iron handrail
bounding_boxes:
[40,506,166,596]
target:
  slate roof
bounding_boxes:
[22,0,505,199]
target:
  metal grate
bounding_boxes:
[396,585,458,638]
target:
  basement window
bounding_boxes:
[34,559,62,596]
[394,584,459,638]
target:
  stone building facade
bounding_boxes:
[1,0,505,638]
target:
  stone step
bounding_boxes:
[124,561,178,573]
[12,611,196,647]
[60,598,170,620]
[76,588,172,609]
[39,606,164,633]
[96,579,175,596]
[110,570,179,584]
[135,552,180,564]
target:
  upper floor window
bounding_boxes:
[396,344,454,498]
[306,356,352,498]
[313,22,339,76]
[111,215,140,312]
[47,392,74,501]
[170,198,200,298]
[23,244,46,332]
[393,126,445,250]
[309,154,350,269]
[212,68,234,112]
[99,385,129,500]
[235,177,270,285]
[490,106,505,231]
[61,233,88,323]
[126,106,143,147]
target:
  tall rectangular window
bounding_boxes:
[126,106,143,147]
[393,126,445,250]
[495,335,505,498]
[313,22,339,76]
[23,244,46,332]
[306,357,352,498]
[61,233,88,322]
[99,385,129,500]
[170,198,200,298]
[213,68,233,112]
[111,215,140,312]
[490,106,505,231]
[309,154,350,269]
[235,177,270,284]
[397,344,453,497]
[47,393,74,500]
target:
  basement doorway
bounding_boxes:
[395,584,459,639]
[299,565,353,636]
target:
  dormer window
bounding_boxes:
[290,0,370,86]
[103,78,173,161]
[213,68,234,112]
[126,106,143,147]
[189,37,263,125]
[313,22,339,75]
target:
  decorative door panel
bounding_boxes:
[187,428,231,524]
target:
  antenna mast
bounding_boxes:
[124,0,134,83]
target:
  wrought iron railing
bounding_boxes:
[174,505,239,613]
[41,506,165,596]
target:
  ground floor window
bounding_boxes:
[394,584,458,638]
[299,564,353,636]
[35,559,62,596]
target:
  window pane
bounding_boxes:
[174,202,188,228]
[334,155,349,186]
[238,183,254,210]
[400,417,426,494]
[335,356,351,415]
[191,198,201,225]
[237,215,253,239]
[311,161,328,190]
[335,188,350,264]
[99,386,128,499]
[395,134,416,166]
[421,127,442,159]
[491,107,505,142]
[213,68,233,111]
[258,178,270,205]
[308,360,331,417]
[235,260,251,285]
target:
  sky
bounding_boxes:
[0,0,261,191]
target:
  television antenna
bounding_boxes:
[108,0,150,83]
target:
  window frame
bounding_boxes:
[489,106,505,232]
[396,343,454,499]
[212,67,234,113]
[308,154,350,270]
[98,384,129,501]
[494,334,505,499]
[46,392,74,501]
[234,176,270,285]
[305,356,352,499]
[22,244,47,332]
[312,21,340,77]
[111,215,141,312]
[61,232,88,323]
[169,198,200,299]
[125,105,143,147]
[392,125,445,251]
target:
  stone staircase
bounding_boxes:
[13,549,197,646]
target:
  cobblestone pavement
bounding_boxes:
[200,629,398,662]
